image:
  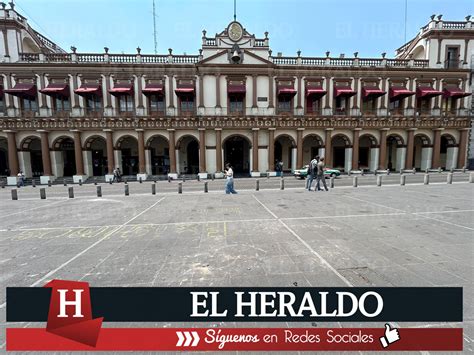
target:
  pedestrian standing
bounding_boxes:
[224,163,237,194]
[17,170,25,187]
[316,157,329,191]
[306,155,319,191]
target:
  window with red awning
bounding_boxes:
[389,86,415,101]
[142,84,164,95]
[227,84,246,94]
[39,83,70,97]
[334,86,356,97]
[109,83,134,96]
[4,83,37,98]
[416,86,443,98]
[305,86,327,97]
[443,87,471,98]
[75,84,102,97]
[362,87,386,99]
[175,84,195,95]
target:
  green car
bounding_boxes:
[294,165,341,179]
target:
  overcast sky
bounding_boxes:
[16,0,474,58]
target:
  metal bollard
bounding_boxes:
[267,172,270,179]
[68,187,74,198]
[256,179,259,191]
[182,176,185,183]
[280,178,284,190]
[197,175,200,182]
[109,178,113,184]
[400,175,406,186]
[63,178,67,186]
[1,180,5,188]
[424,174,430,185]
[470,173,474,183]
[125,185,129,196]
[151,183,156,195]
[79,179,82,186]
[352,176,358,187]
[204,181,208,193]
[168,175,171,183]
[32,179,36,187]
[40,188,46,200]
[447,172,453,184]
[330,176,335,188]
[139,177,143,184]
[48,180,52,187]
[348,170,351,176]
[11,189,18,200]
[96,186,102,197]
[377,175,382,187]
[178,182,182,194]
[212,174,215,181]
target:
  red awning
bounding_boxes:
[4,83,37,98]
[277,87,297,97]
[334,86,356,97]
[39,83,69,97]
[109,83,134,96]
[362,87,386,98]
[443,87,471,98]
[175,86,195,95]
[416,86,443,98]
[306,87,327,97]
[227,84,246,94]
[389,86,415,101]
[142,84,164,95]
[74,84,102,97]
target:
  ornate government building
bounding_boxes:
[0,4,472,184]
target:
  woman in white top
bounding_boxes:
[224,163,237,194]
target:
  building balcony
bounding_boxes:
[445,59,462,69]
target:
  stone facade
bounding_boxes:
[0,5,472,183]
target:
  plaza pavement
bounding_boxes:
[0,176,473,353]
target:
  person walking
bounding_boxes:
[316,157,329,191]
[306,155,319,191]
[17,170,25,187]
[224,163,237,194]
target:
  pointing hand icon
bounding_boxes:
[380,323,400,348]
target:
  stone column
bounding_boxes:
[6,131,19,176]
[215,74,221,108]
[378,128,389,170]
[268,128,275,171]
[432,128,443,169]
[72,130,84,176]
[198,128,207,174]
[168,129,177,175]
[252,74,257,108]
[252,128,259,173]
[137,129,146,175]
[39,131,52,176]
[405,128,416,169]
[296,76,302,109]
[351,128,361,170]
[268,75,274,109]
[198,75,204,108]
[457,128,469,169]
[296,128,304,168]
[325,128,333,166]
[105,130,115,175]
[215,128,222,172]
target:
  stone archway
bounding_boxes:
[20,136,43,177]
[84,136,107,176]
[440,134,457,170]
[0,137,9,176]
[176,135,199,175]
[302,134,324,166]
[386,134,405,171]
[52,136,76,177]
[146,135,170,175]
[358,134,378,171]
[413,134,431,170]
[331,134,351,171]
[274,134,296,172]
[223,135,251,175]
[116,136,139,176]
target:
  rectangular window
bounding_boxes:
[86,95,102,112]
[416,98,431,114]
[362,98,377,114]
[149,94,165,113]
[54,96,70,112]
[278,96,291,113]
[119,95,134,112]
[389,99,403,113]
[229,95,244,114]
[21,97,38,112]
[446,47,459,69]
[335,96,347,114]
[180,95,194,113]
[306,97,321,114]
[443,97,457,114]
